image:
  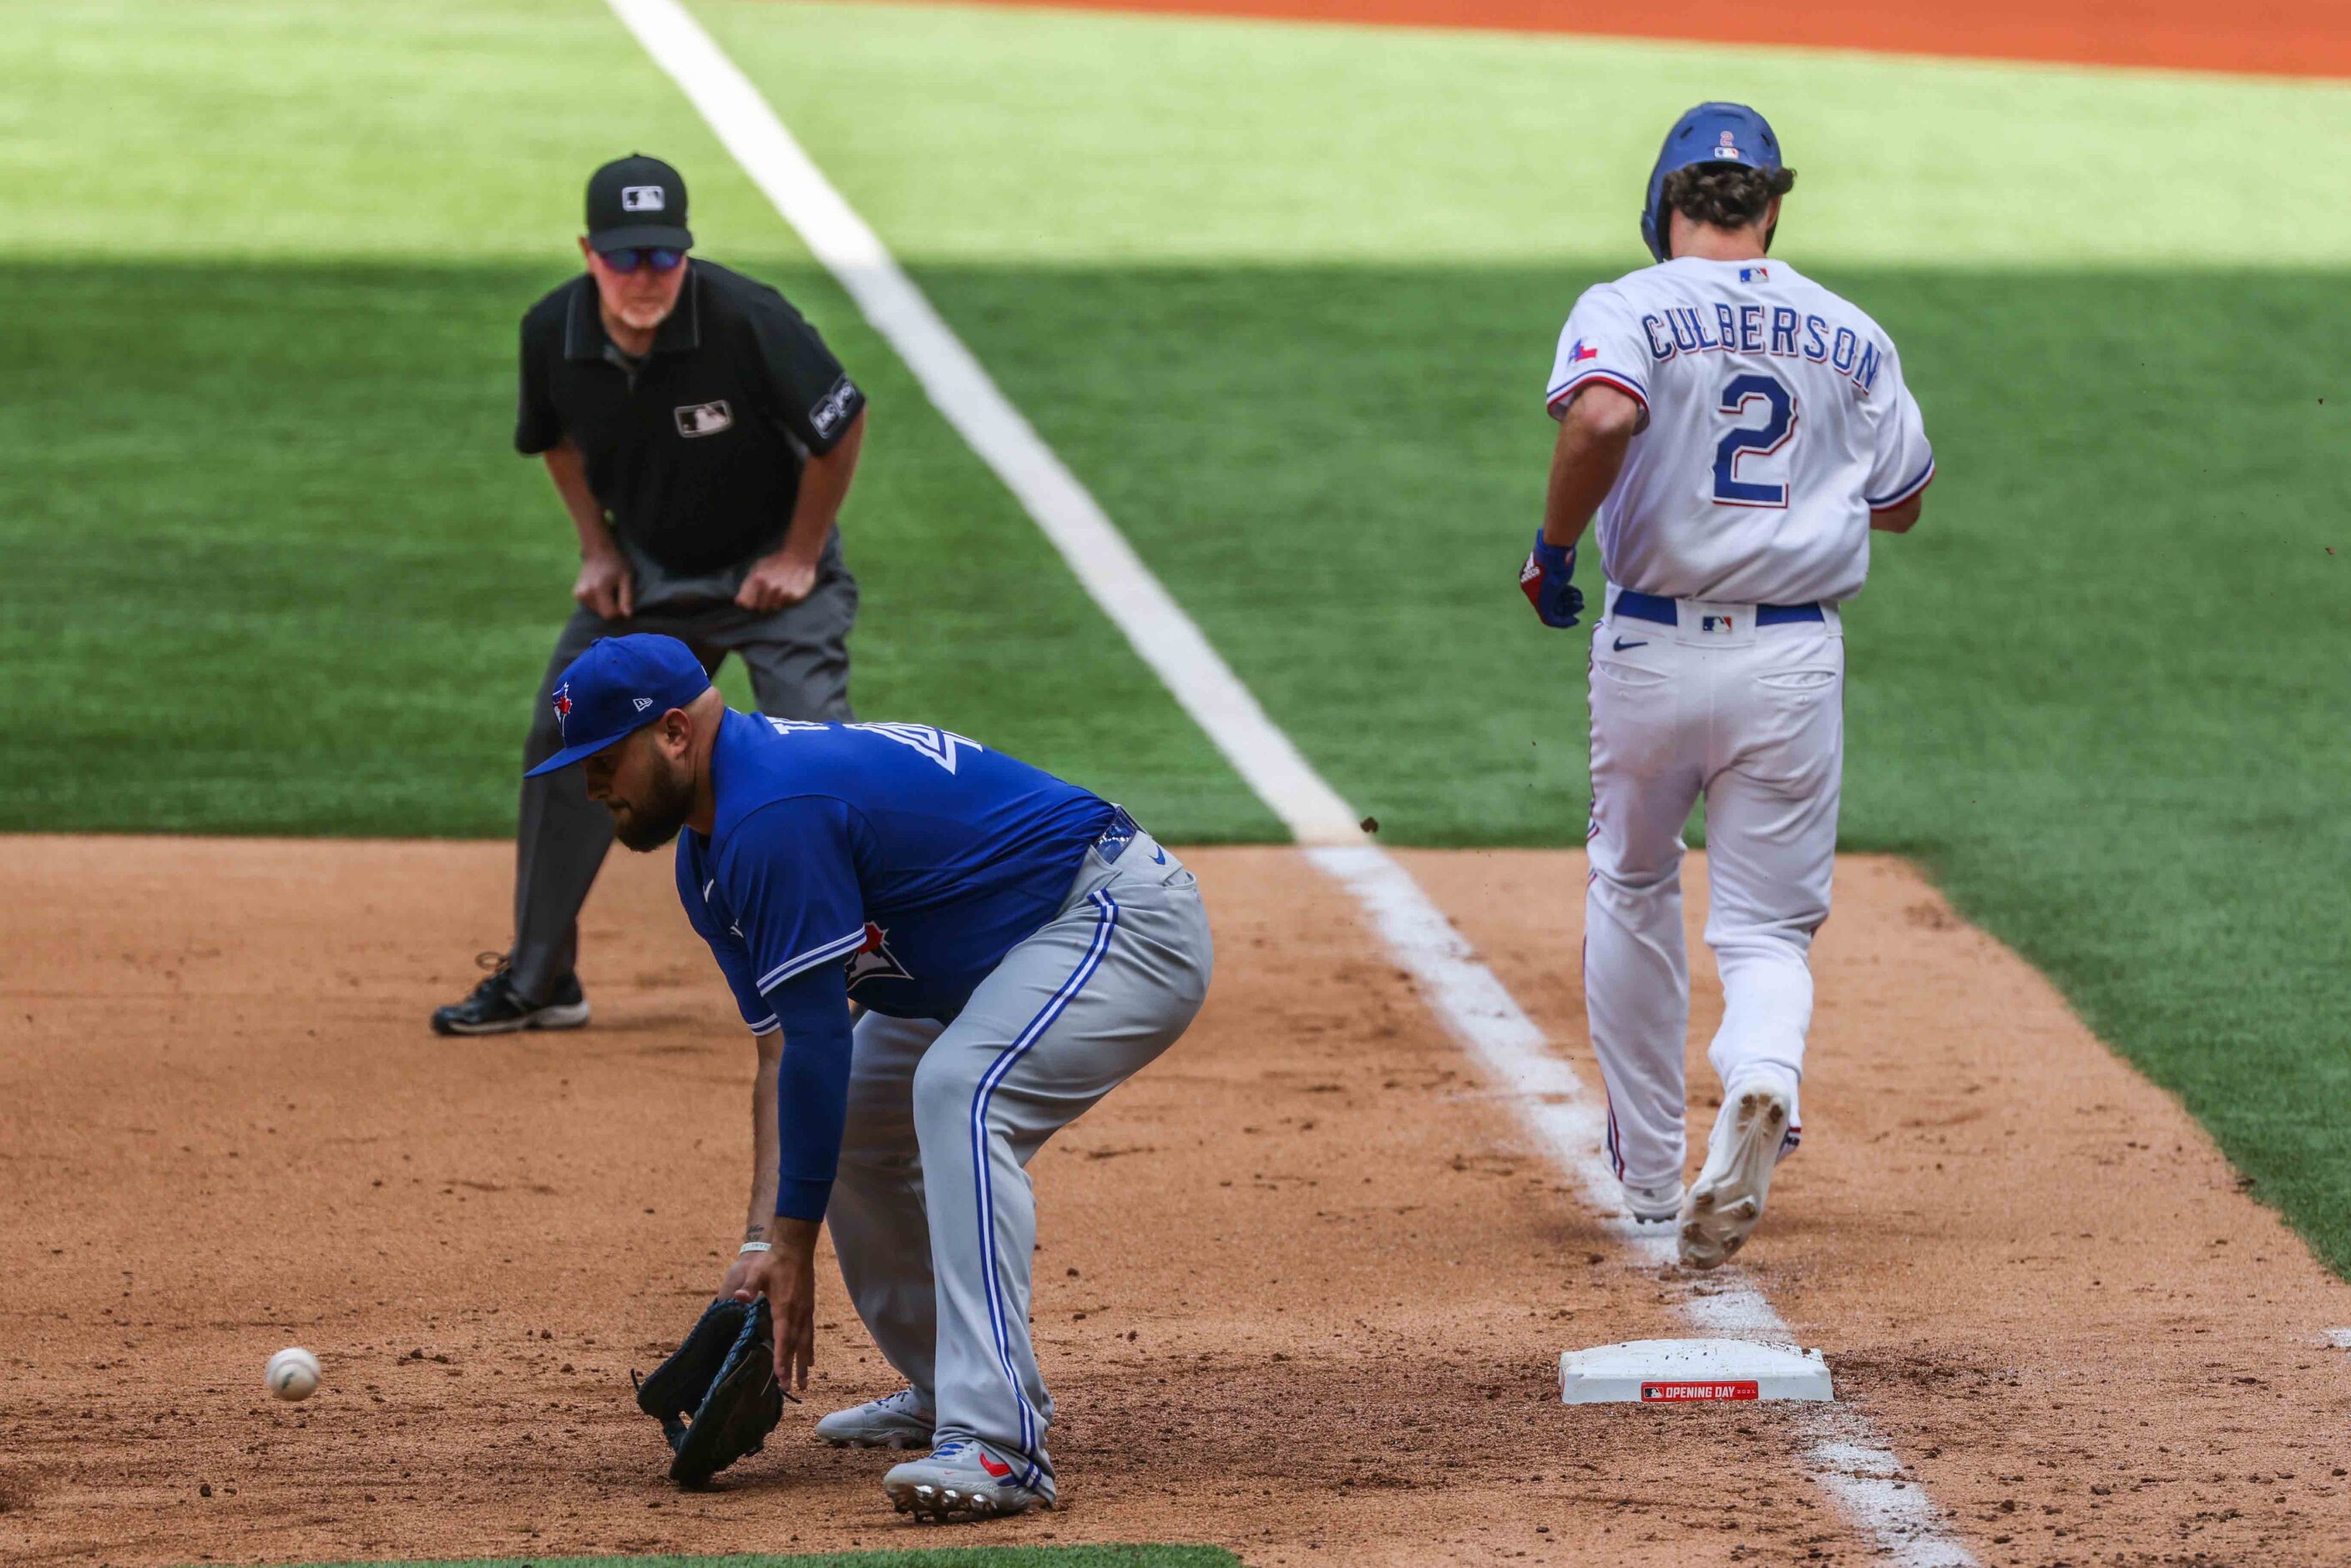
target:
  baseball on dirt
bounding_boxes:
[266,1347,320,1402]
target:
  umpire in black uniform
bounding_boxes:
[433,154,867,1034]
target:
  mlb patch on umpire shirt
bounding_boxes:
[675,401,733,438]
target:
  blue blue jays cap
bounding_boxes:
[1641,102,1784,262]
[523,634,712,777]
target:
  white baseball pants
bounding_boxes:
[1583,591,1844,1190]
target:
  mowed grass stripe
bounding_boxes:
[690,0,2351,267]
[0,260,1274,841]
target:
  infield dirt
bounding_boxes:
[3,838,2348,1566]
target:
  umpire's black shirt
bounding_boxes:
[515,260,865,576]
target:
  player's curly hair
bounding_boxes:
[1661,162,1797,234]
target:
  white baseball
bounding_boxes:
[266,1346,320,1402]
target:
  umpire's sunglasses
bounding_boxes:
[603,247,686,274]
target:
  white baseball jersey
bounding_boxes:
[1545,256,1933,604]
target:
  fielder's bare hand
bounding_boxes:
[574,547,636,620]
[731,1220,819,1392]
[736,549,818,612]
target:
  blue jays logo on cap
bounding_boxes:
[523,635,714,778]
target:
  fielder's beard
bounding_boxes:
[610,762,695,852]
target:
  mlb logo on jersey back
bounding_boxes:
[1739,265,1771,283]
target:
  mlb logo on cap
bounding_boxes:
[585,154,694,255]
[524,635,713,776]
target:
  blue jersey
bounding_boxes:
[674,710,1115,1217]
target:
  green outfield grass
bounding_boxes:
[1,0,1276,840]
[7,0,2351,1279]
[0,257,1274,839]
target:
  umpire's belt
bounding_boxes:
[1093,805,1142,864]
[1612,589,1824,627]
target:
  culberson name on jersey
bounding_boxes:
[1638,301,1887,397]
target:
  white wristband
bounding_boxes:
[738,1241,772,1255]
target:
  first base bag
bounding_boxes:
[633,1296,786,1485]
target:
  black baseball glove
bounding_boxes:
[633,1296,789,1486]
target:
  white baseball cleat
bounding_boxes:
[883,1441,1049,1522]
[1622,1178,1684,1225]
[814,1388,934,1449]
[1678,1071,1796,1270]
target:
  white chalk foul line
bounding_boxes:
[607,2,1973,1560]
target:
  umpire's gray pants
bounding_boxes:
[510,563,857,1004]
[827,831,1211,1501]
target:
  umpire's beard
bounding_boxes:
[610,761,695,852]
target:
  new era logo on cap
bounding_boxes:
[620,185,665,212]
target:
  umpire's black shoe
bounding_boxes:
[431,953,591,1036]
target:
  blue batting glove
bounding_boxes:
[1519,530,1583,629]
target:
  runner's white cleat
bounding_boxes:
[883,1441,1049,1522]
[1622,1178,1684,1225]
[815,1388,934,1449]
[1678,1072,1796,1270]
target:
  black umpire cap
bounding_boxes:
[585,154,694,254]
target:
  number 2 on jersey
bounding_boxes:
[1711,372,1798,508]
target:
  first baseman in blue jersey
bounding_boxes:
[528,635,1213,1520]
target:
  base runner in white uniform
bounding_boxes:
[1517,103,1934,1269]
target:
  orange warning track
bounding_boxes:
[866,0,2351,79]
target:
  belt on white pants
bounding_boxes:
[1610,587,1827,629]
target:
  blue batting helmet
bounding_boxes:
[1640,102,1784,263]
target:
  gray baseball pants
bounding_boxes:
[510,544,857,1004]
[826,829,1212,1501]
